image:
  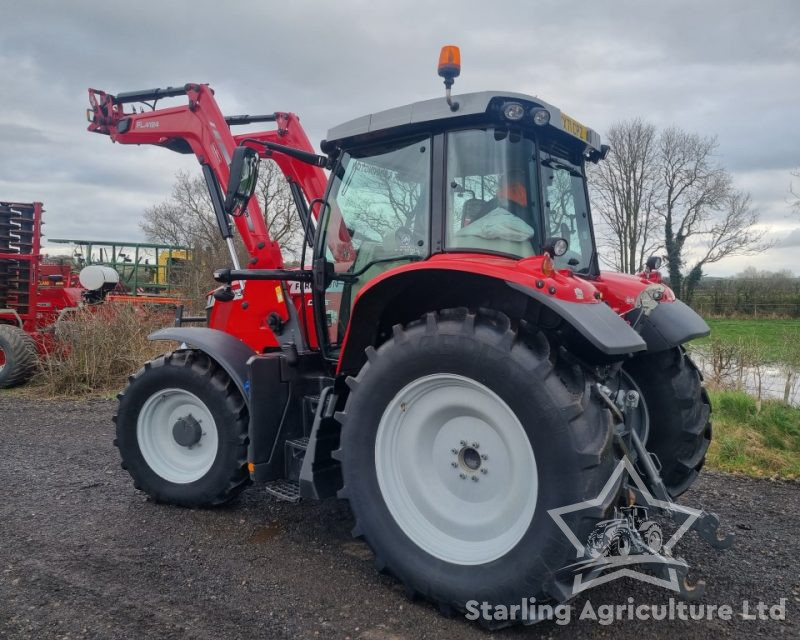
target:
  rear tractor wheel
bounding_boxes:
[114,350,250,507]
[336,309,622,620]
[0,324,38,389]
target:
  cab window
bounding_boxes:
[540,151,593,273]
[321,136,430,346]
[446,128,540,258]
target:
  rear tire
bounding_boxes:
[623,347,711,498]
[336,309,621,620]
[114,350,250,507]
[0,324,38,388]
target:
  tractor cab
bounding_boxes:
[311,89,607,354]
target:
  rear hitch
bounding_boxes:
[591,384,735,590]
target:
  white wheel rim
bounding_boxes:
[136,388,219,484]
[375,374,538,565]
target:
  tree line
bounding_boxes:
[589,119,778,303]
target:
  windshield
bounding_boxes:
[540,150,594,274]
[446,128,541,258]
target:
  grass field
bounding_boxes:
[696,317,800,362]
[707,390,800,479]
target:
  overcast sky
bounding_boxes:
[1,0,798,275]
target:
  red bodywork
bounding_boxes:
[339,254,675,359]
[87,85,672,368]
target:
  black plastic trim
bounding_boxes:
[149,327,255,405]
[632,300,710,352]
[507,282,647,355]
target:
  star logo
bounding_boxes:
[548,456,701,595]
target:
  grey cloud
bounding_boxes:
[778,228,800,248]
[0,0,798,274]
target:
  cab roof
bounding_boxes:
[322,91,602,154]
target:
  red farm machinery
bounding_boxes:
[87,47,733,624]
[0,202,193,388]
[0,201,84,387]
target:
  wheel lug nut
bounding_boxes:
[451,448,458,454]
[471,442,479,448]
[460,440,467,446]
[451,462,458,468]
[471,476,479,482]
[481,454,488,460]
[480,468,488,474]
[459,473,466,479]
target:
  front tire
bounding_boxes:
[623,347,711,498]
[336,309,621,618]
[114,350,250,507]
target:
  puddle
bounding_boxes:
[248,521,282,543]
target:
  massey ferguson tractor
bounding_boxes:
[87,47,733,625]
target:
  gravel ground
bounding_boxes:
[1,395,798,639]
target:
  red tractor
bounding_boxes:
[0,201,85,387]
[87,47,731,623]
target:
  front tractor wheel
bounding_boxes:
[114,350,250,507]
[623,347,711,498]
[336,309,621,619]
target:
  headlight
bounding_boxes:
[502,102,525,121]
[532,108,550,126]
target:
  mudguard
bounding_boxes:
[149,327,255,406]
[507,282,647,355]
[632,299,710,352]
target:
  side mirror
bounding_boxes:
[224,146,260,215]
[646,255,663,271]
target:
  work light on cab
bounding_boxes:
[532,108,550,126]
[502,102,525,121]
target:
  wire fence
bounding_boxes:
[691,302,800,318]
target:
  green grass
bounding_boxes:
[696,318,800,362]
[706,390,800,478]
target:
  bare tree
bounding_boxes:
[590,119,662,273]
[657,127,768,302]
[140,161,303,303]
[791,168,800,213]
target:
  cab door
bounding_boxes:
[312,136,433,358]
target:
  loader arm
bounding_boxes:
[87,84,329,269]
[87,83,331,353]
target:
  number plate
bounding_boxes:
[560,113,589,142]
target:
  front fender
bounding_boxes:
[149,327,255,406]
[507,283,647,356]
[631,300,710,352]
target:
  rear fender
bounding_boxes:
[336,268,647,374]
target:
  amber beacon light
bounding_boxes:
[437,45,461,111]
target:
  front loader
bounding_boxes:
[87,46,732,625]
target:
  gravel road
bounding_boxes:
[1,395,797,639]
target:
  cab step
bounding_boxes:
[264,479,301,503]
